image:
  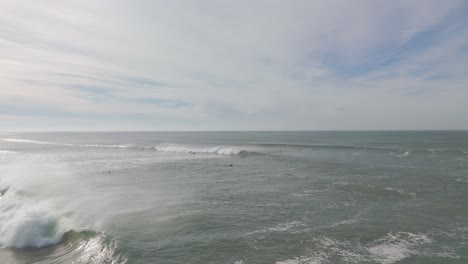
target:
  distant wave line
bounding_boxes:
[1,138,246,156]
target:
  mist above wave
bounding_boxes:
[0,157,115,249]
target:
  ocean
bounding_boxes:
[0,131,467,264]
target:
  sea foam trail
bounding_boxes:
[275,232,435,264]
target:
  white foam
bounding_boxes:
[0,150,17,154]
[384,187,416,197]
[2,138,53,145]
[0,190,69,248]
[289,189,324,197]
[77,234,127,264]
[0,150,17,160]
[153,144,243,155]
[81,144,135,148]
[367,232,432,264]
[0,158,83,248]
[396,151,409,157]
[2,138,244,155]
[368,243,409,263]
[246,221,306,236]
[2,138,134,149]
[268,221,305,232]
[388,150,410,158]
[275,237,359,264]
[328,217,361,228]
[276,232,434,264]
[276,255,324,264]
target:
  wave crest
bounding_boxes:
[0,189,68,248]
[2,138,246,156]
[153,144,244,155]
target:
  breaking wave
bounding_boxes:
[0,158,126,263]
[0,188,69,248]
[153,144,245,155]
[2,138,246,156]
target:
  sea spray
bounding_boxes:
[0,158,79,248]
[0,190,66,248]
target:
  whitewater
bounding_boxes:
[0,131,467,264]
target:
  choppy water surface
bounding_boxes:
[0,131,467,264]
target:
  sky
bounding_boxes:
[1,0,468,131]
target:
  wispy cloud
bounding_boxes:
[0,0,467,131]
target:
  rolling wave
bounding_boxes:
[2,138,246,156]
[153,144,245,155]
[2,137,395,157]
[0,157,128,264]
[7,137,460,158]
[0,185,71,248]
[0,185,126,263]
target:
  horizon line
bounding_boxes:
[1,129,468,133]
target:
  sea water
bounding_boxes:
[0,131,467,264]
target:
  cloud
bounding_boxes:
[0,0,467,130]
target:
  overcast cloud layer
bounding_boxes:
[1,0,467,131]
